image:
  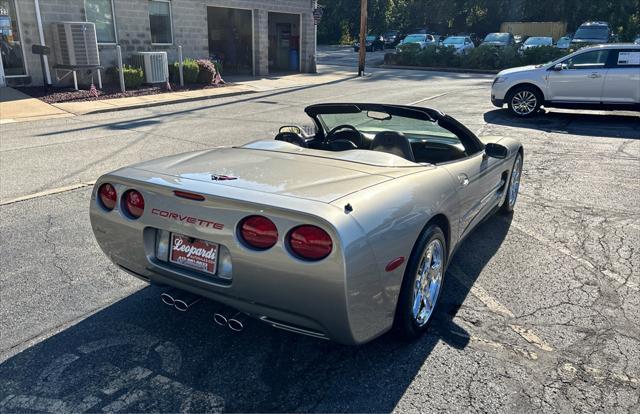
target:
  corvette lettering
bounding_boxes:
[151,208,224,230]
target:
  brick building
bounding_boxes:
[0,0,317,87]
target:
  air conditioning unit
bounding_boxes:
[52,22,100,66]
[131,52,169,83]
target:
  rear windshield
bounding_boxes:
[525,37,552,45]
[444,37,465,45]
[485,33,509,42]
[404,34,426,43]
[574,26,609,40]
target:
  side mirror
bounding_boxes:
[484,143,508,159]
[551,63,563,71]
[279,125,302,135]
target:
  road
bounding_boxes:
[1,52,639,413]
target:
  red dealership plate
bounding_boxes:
[169,233,218,275]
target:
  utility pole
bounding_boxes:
[357,0,367,76]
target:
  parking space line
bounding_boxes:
[0,182,96,206]
[407,93,450,106]
[449,264,555,353]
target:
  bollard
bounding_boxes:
[116,45,125,93]
[178,45,184,87]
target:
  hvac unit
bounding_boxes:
[52,22,100,66]
[131,52,169,83]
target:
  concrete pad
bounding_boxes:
[0,87,70,122]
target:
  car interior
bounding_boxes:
[275,104,483,165]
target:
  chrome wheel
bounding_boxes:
[508,154,523,208]
[511,90,537,115]
[411,239,444,326]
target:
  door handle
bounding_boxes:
[588,73,602,79]
[458,174,469,187]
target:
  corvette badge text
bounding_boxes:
[151,208,224,230]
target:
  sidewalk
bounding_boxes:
[1,67,356,122]
[0,87,72,124]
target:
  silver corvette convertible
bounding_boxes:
[90,103,523,345]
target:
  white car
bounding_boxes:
[491,44,640,117]
[520,36,554,51]
[442,36,475,55]
[396,34,437,52]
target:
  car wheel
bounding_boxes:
[507,86,542,117]
[394,224,447,340]
[500,151,523,214]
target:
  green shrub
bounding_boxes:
[396,43,421,65]
[107,65,144,89]
[462,45,503,69]
[182,58,199,84]
[520,46,568,66]
[168,63,179,83]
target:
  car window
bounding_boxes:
[613,50,640,68]
[564,50,609,69]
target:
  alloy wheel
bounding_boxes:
[412,238,444,326]
[511,90,538,115]
[508,153,523,208]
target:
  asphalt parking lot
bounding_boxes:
[0,59,639,413]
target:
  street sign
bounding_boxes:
[31,44,50,55]
[313,7,323,25]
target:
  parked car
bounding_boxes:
[442,36,475,55]
[571,21,612,48]
[491,44,640,117]
[482,32,516,47]
[396,33,437,52]
[457,32,481,46]
[556,36,572,50]
[90,102,524,344]
[354,35,384,52]
[382,30,403,48]
[514,34,529,46]
[520,36,554,51]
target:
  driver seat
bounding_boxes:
[370,131,415,162]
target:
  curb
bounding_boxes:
[379,64,499,75]
[53,88,257,116]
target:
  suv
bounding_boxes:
[491,44,640,116]
[571,21,612,48]
[482,32,516,47]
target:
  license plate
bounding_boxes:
[169,233,218,275]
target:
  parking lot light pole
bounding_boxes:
[357,0,367,76]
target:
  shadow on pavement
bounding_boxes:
[0,215,511,413]
[484,109,640,139]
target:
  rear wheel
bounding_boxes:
[507,86,542,117]
[394,225,447,340]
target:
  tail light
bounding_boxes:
[239,215,278,250]
[123,189,145,219]
[288,225,333,261]
[98,183,117,210]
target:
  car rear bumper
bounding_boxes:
[90,174,392,345]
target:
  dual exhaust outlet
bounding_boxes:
[160,288,247,332]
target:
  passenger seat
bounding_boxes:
[370,131,415,162]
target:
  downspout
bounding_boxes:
[34,0,51,85]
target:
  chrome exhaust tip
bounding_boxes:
[213,308,230,326]
[173,292,202,312]
[160,289,177,306]
[228,312,247,332]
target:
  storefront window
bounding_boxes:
[0,0,27,76]
[85,0,116,43]
[149,0,172,44]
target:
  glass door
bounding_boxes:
[0,0,28,77]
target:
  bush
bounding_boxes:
[107,65,144,89]
[416,45,462,68]
[462,45,505,70]
[182,58,199,83]
[196,59,217,84]
[520,46,567,66]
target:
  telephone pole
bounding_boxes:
[357,0,367,76]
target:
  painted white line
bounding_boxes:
[407,93,449,106]
[449,264,555,352]
[0,181,96,206]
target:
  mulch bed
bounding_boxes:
[17,82,228,104]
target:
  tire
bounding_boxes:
[394,224,447,340]
[507,85,542,117]
[500,151,523,214]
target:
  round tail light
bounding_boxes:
[288,225,333,261]
[98,183,117,210]
[239,215,278,250]
[123,190,145,219]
